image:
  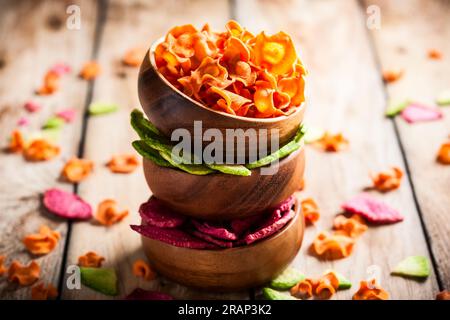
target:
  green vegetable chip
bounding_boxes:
[270,267,305,290]
[89,102,119,115]
[262,287,296,300]
[391,256,430,278]
[80,267,118,296]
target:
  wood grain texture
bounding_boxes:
[236,0,439,299]
[364,0,450,289]
[0,0,97,299]
[61,0,249,299]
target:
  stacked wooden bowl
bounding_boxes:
[136,40,306,291]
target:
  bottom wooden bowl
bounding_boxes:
[141,198,304,292]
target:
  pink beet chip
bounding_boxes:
[17,117,29,126]
[243,209,295,245]
[191,230,234,248]
[230,214,261,236]
[24,101,41,113]
[401,103,443,123]
[130,224,216,249]
[50,63,72,76]
[342,193,404,224]
[139,197,185,228]
[56,108,76,122]
[43,188,92,220]
[192,220,237,241]
[125,288,173,300]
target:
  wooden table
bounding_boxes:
[0,0,448,300]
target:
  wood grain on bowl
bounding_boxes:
[141,198,304,292]
[143,146,305,220]
[138,41,305,161]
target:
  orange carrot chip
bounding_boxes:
[382,69,403,83]
[428,49,442,60]
[314,132,349,152]
[0,255,7,276]
[23,139,60,161]
[37,71,60,95]
[370,166,403,192]
[133,259,156,281]
[8,260,40,286]
[31,282,58,300]
[352,279,389,300]
[315,272,339,299]
[79,61,101,80]
[23,225,60,256]
[8,130,25,153]
[333,214,368,238]
[95,199,129,226]
[436,290,450,300]
[123,47,146,67]
[78,251,105,268]
[437,142,450,164]
[107,154,139,173]
[301,198,320,225]
[290,278,317,300]
[61,157,94,183]
[311,231,355,260]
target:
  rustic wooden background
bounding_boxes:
[0,0,448,300]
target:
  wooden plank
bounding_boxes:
[236,0,439,299]
[364,0,450,290]
[0,0,97,299]
[62,0,248,299]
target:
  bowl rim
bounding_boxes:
[148,37,306,124]
[141,197,302,253]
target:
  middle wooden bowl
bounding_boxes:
[143,146,305,221]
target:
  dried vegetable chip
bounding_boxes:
[436,290,450,300]
[0,255,7,276]
[17,117,29,127]
[80,267,118,296]
[401,103,443,123]
[290,278,317,299]
[385,99,410,117]
[382,69,403,83]
[352,279,389,300]
[31,283,58,300]
[155,21,306,118]
[342,193,403,224]
[8,130,25,153]
[24,101,41,113]
[23,139,60,161]
[8,260,40,286]
[301,198,320,225]
[23,225,60,255]
[270,267,305,290]
[311,231,355,260]
[43,188,92,219]
[43,116,65,130]
[107,154,139,173]
[333,214,367,238]
[132,259,156,281]
[78,251,105,268]
[315,272,339,299]
[370,166,403,192]
[61,157,94,183]
[79,61,101,80]
[89,102,118,115]
[244,208,294,245]
[391,256,430,278]
[190,230,233,248]
[123,47,146,67]
[50,63,71,76]
[95,199,129,226]
[313,132,348,152]
[139,197,186,228]
[262,287,296,300]
[37,70,60,95]
[56,108,77,122]
[323,270,352,290]
[437,142,450,164]
[428,49,442,60]
[436,90,450,106]
[125,288,174,300]
[132,140,173,168]
[192,220,237,241]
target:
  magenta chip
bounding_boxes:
[230,214,261,235]
[125,288,174,300]
[192,220,237,241]
[50,63,72,76]
[342,193,404,224]
[56,108,77,123]
[401,103,443,123]
[130,224,216,249]
[43,188,92,220]
[243,209,295,245]
[139,197,186,228]
[24,101,41,113]
[191,230,233,248]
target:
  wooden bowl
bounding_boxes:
[141,198,303,292]
[143,146,305,220]
[138,38,306,160]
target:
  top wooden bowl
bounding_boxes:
[138,38,306,161]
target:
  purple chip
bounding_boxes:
[130,224,216,249]
[43,188,92,220]
[342,193,404,224]
[190,230,234,248]
[243,209,295,245]
[139,197,186,228]
[125,288,174,300]
[192,220,237,241]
